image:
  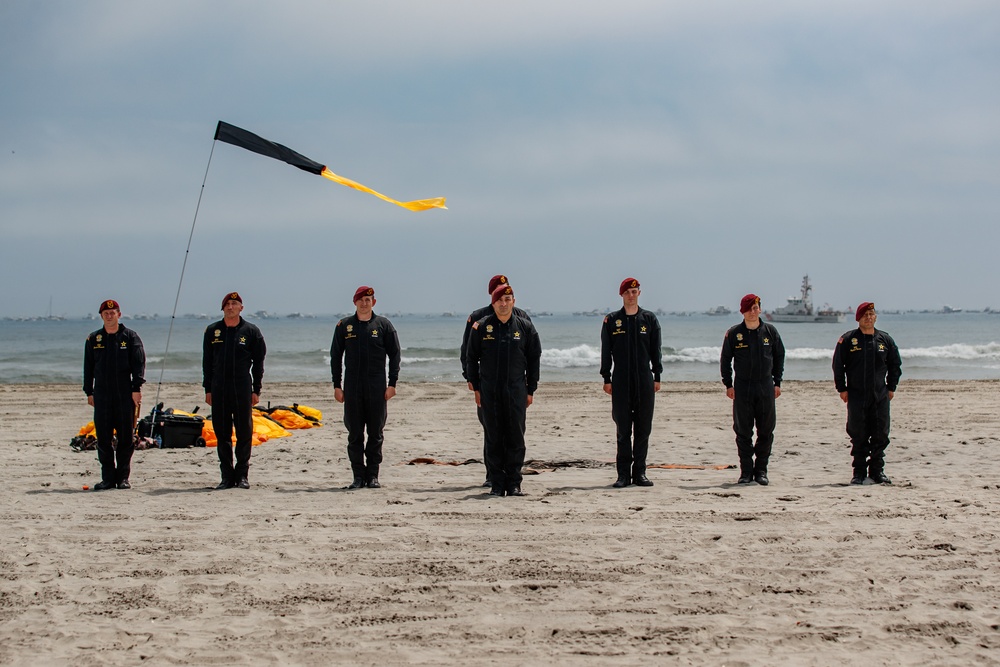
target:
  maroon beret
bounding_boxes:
[740,294,760,313]
[491,283,514,304]
[619,277,640,295]
[99,299,119,314]
[221,292,242,309]
[353,285,375,303]
[488,274,509,294]
[855,302,875,321]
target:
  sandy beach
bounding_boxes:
[1,380,998,665]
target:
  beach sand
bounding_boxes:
[0,380,998,665]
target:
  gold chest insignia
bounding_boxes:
[736,333,743,341]
[486,325,494,333]
[851,338,858,346]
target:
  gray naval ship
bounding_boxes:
[764,275,845,323]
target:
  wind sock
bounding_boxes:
[214,121,446,211]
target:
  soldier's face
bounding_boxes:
[101,308,120,327]
[622,287,640,308]
[743,303,761,324]
[355,295,375,317]
[222,299,243,319]
[859,309,877,330]
[493,294,514,319]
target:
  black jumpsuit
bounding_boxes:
[833,328,902,478]
[203,317,266,483]
[466,313,541,493]
[600,307,663,481]
[720,321,785,476]
[83,326,145,485]
[461,304,531,482]
[330,313,401,482]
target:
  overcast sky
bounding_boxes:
[2,1,998,317]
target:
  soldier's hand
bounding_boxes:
[726,387,734,400]
[467,382,474,392]
[774,386,781,399]
[526,394,533,408]
[251,393,260,406]
[603,383,612,395]
[132,391,142,406]
[334,388,345,404]
[205,393,212,406]
[654,382,661,392]
[385,386,396,401]
[840,391,848,403]
[87,396,94,407]
[888,391,894,400]
[474,390,481,407]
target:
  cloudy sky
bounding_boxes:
[2,1,997,317]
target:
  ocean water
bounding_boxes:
[2,312,998,386]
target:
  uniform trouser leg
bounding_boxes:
[846,397,873,477]
[499,393,527,491]
[344,393,367,480]
[612,393,654,479]
[477,405,493,481]
[612,398,635,480]
[213,387,252,482]
[480,391,506,491]
[752,386,776,474]
[93,394,135,484]
[363,391,387,481]
[868,398,891,477]
[733,385,775,474]
[344,390,387,480]
[848,397,890,477]
[732,391,756,475]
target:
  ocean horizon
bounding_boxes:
[4,311,998,385]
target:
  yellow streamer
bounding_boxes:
[321,168,447,211]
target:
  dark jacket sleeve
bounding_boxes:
[599,316,613,384]
[460,314,475,381]
[884,332,902,391]
[385,320,401,387]
[251,326,266,395]
[467,323,482,391]
[525,320,541,395]
[202,326,213,392]
[330,320,345,389]
[649,314,663,382]
[720,329,734,389]
[832,332,849,393]
[83,335,94,396]
[129,329,146,392]
[770,325,785,387]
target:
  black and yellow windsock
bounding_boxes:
[214,121,446,212]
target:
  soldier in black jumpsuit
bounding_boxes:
[460,274,531,487]
[833,302,902,485]
[466,284,541,497]
[203,292,266,489]
[600,278,663,488]
[331,286,401,489]
[720,294,785,485]
[83,299,145,490]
